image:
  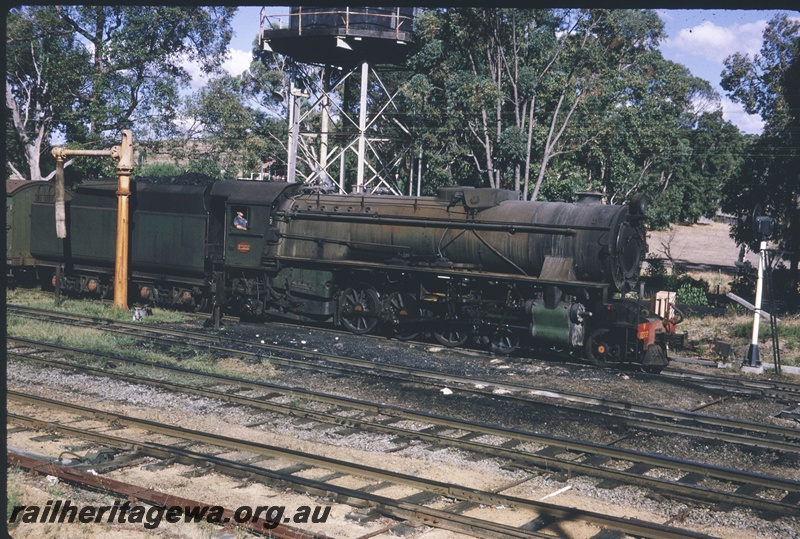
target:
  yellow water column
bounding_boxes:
[52,130,135,309]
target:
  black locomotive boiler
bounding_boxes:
[9,177,673,372]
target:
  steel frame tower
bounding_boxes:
[260,7,416,195]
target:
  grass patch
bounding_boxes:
[8,314,275,386]
[6,468,25,530]
[8,314,218,366]
[680,313,800,367]
[7,287,189,324]
[7,288,276,381]
[7,316,139,354]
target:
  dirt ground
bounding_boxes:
[646,220,758,273]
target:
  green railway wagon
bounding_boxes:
[30,180,115,270]
[7,179,73,285]
[29,179,220,305]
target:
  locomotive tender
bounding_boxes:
[7,177,672,372]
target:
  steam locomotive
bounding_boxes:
[7,177,673,372]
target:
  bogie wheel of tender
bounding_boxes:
[194,295,209,313]
[386,291,420,341]
[585,328,615,367]
[489,329,520,355]
[433,322,470,348]
[340,286,380,335]
[99,283,112,300]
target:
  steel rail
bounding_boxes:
[6,425,546,539]
[7,393,718,539]
[8,343,800,516]
[7,452,323,539]
[661,368,800,403]
[7,307,799,446]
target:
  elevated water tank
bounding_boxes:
[261,7,416,67]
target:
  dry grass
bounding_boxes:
[682,270,733,295]
[647,222,799,368]
[678,312,800,367]
[7,287,277,380]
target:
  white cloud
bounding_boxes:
[183,47,254,91]
[182,58,207,91]
[666,19,766,63]
[223,48,254,77]
[720,96,764,134]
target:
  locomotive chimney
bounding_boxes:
[575,191,604,204]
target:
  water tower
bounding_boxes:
[260,7,417,194]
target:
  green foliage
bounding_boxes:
[676,283,710,306]
[170,74,286,179]
[402,7,738,230]
[730,266,756,298]
[6,7,93,180]
[137,162,185,177]
[730,320,771,340]
[731,264,800,312]
[720,13,800,294]
[781,322,800,351]
[721,14,798,132]
[188,158,223,179]
[7,287,188,324]
[6,6,236,182]
[644,257,712,299]
[727,316,800,363]
[6,469,24,530]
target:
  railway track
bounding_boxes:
[187,309,800,393]
[8,390,724,539]
[7,337,800,520]
[661,366,800,403]
[7,452,325,539]
[8,305,800,452]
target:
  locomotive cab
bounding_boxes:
[210,181,298,269]
[225,203,265,268]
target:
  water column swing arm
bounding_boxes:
[51,130,135,310]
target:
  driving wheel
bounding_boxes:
[340,286,380,334]
[386,291,420,341]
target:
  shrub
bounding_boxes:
[676,283,709,306]
[137,162,185,177]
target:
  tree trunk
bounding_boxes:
[25,143,44,182]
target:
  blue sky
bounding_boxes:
[200,7,800,135]
[658,9,799,134]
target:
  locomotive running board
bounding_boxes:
[275,256,609,292]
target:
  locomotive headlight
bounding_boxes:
[630,193,648,217]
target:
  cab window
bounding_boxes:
[231,207,249,230]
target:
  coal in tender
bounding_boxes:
[134,173,218,186]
